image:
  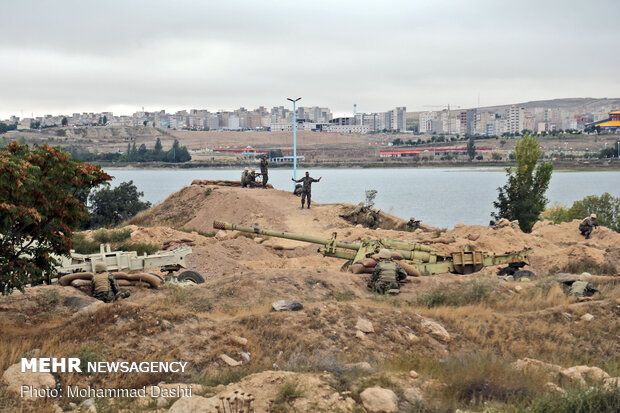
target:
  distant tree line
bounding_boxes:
[0,122,17,134]
[66,138,191,163]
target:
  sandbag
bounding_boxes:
[132,281,152,288]
[360,258,378,268]
[70,279,91,287]
[126,273,162,289]
[113,272,162,288]
[391,252,404,260]
[349,263,374,274]
[59,272,93,286]
[396,261,421,277]
[117,279,133,286]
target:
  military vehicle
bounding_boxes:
[213,220,531,276]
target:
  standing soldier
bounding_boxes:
[241,167,249,188]
[260,155,269,189]
[292,171,321,209]
[579,213,599,239]
[91,263,131,303]
[368,249,407,294]
[365,208,380,229]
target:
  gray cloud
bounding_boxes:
[1,0,618,118]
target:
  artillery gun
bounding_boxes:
[213,220,531,276]
[50,244,204,284]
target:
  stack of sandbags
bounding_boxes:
[58,272,162,289]
[348,252,421,277]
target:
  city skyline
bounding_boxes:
[1,0,619,119]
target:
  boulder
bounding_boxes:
[560,366,610,385]
[403,387,423,403]
[409,370,419,379]
[355,317,375,333]
[271,300,303,311]
[511,358,563,377]
[345,362,373,374]
[580,313,594,321]
[604,377,620,391]
[219,354,242,367]
[544,382,565,394]
[2,362,56,399]
[356,330,366,340]
[421,318,450,343]
[231,336,248,346]
[360,386,399,412]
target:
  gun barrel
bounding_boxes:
[213,221,362,250]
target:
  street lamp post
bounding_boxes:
[287,97,301,186]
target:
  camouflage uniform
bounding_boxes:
[248,170,258,188]
[241,169,249,188]
[340,203,365,224]
[579,215,598,239]
[260,158,269,188]
[294,176,320,208]
[569,280,599,297]
[368,251,407,294]
[365,209,379,229]
[91,272,129,303]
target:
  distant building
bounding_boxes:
[508,106,525,134]
[459,110,475,135]
[586,110,620,132]
[391,107,407,132]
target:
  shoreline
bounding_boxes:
[97,160,620,172]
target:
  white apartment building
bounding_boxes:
[508,106,525,134]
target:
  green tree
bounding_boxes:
[102,115,108,125]
[153,138,164,161]
[0,143,110,294]
[392,138,403,146]
[87,181,151,228]
[492,134,553,232]
[61,117,68,127]
[467,137,476,160]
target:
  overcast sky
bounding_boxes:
[1,0,618,118]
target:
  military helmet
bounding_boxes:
[378,249,392,259]
[410,216,416,221]
[358,202,364,206]
[244,167,249,171]
[251,168,256,172]
[590,213,597,219]
[95,263,107,273]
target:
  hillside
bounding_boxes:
[1,183,619,412]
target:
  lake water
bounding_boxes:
[105,167,620,228]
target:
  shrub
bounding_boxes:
[560,258,617,275]
[522,385,620,413]
[415,279,495,308]
[116,241,159,256]
[92,228,132,244]
[541,193,620,232]
[72,233,102,254]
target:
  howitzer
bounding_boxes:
[213,220,531,276]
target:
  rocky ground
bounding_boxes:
[1,184,620,413]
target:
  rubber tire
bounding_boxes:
[177,270,205,284]
[513,270,535,280]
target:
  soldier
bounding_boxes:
[406,217,420,231]
[90,263,130,303]
[291,171,322,209]
[241,167,249,188]
[569,280,599,298]
[368,249,407,294]
[248,168,259,188]
[579,213,599,239]
[260,155,269,189]
[365,208,380,229]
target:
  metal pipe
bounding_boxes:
[213,221,362,250]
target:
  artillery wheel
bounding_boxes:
[340,260,353,272]
[513,270,534,281]
[178,270,205,284]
